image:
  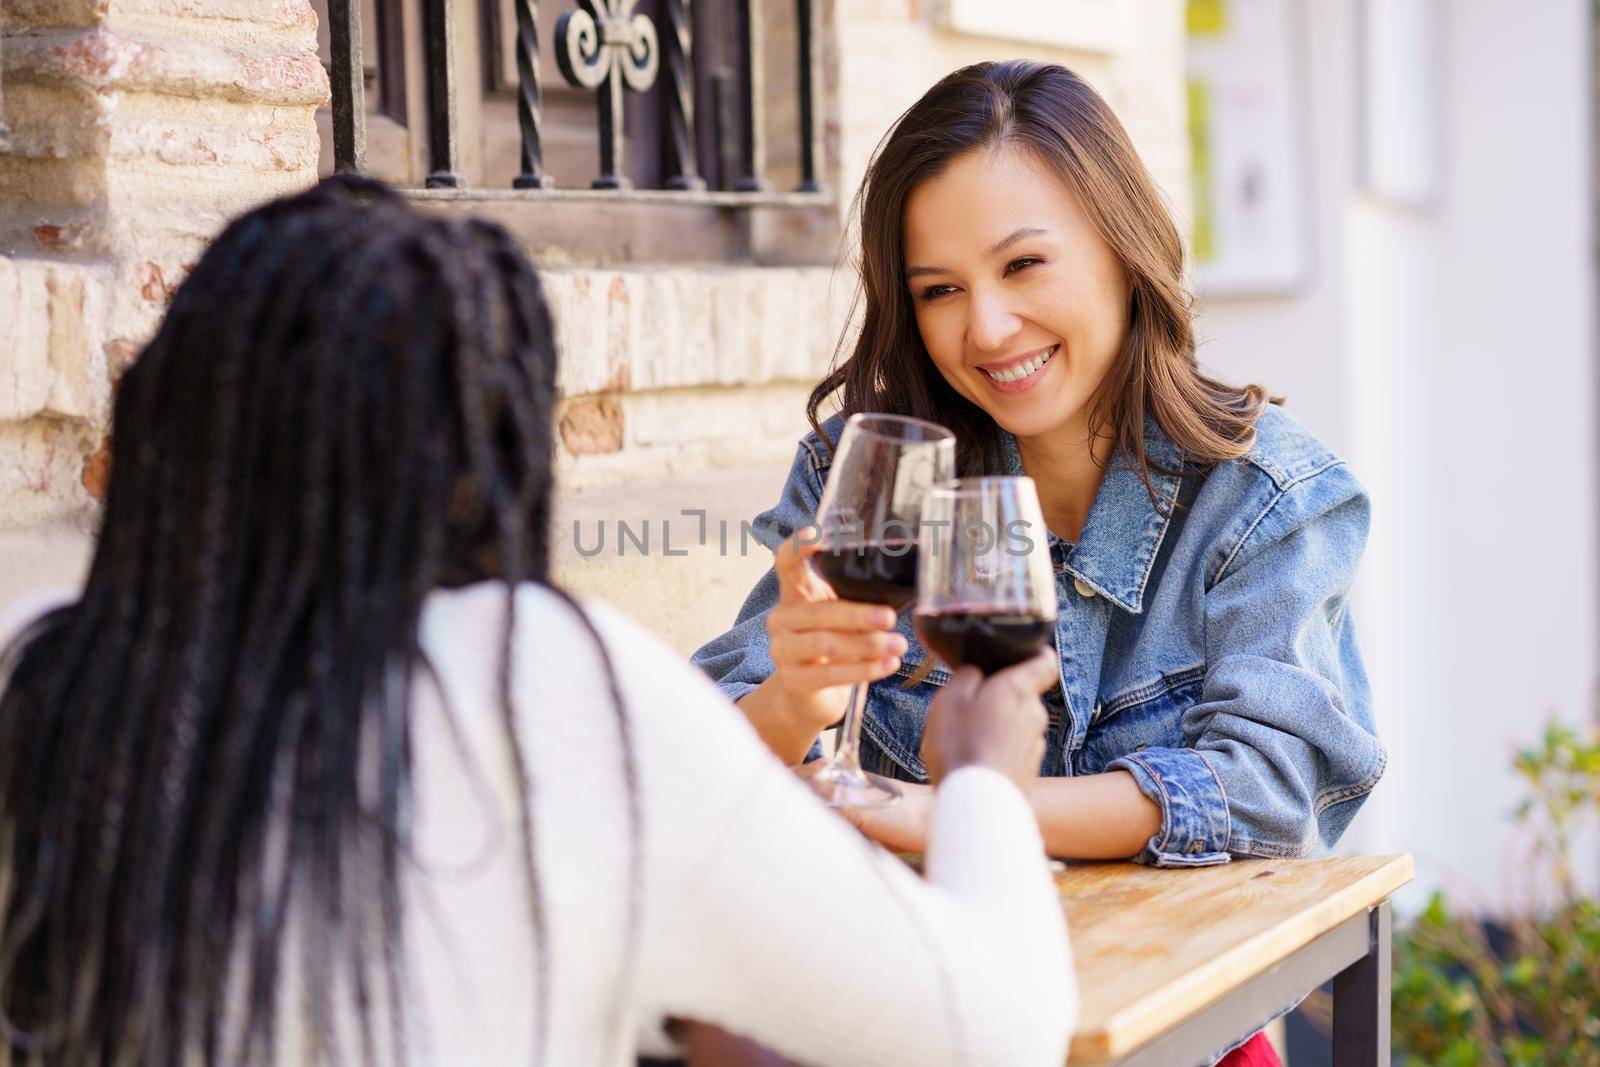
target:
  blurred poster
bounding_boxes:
[1187,0,1307,295]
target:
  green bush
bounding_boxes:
[1391,723,1600,1066]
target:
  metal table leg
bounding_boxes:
[1110,909,1374,1066]
[1332,901,1392,1067]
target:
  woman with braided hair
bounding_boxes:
[0,176,1073,1067]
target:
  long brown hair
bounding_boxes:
[808,59,1274,500]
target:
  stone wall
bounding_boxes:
[0,0,328,531]
[540,263,845,489]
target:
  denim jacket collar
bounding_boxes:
[1000,418,1184,615]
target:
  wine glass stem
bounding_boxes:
[832,682,869,771]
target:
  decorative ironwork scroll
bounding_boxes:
[556,0,660,190]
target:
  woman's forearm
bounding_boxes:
[1025,771,1163,859]
[735,677,819,766]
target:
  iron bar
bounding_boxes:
[329,0,367,173]
[733,0,765,192]
[424,0,464,188]
[661,0,704,190]
[594,56,626,189]
[513,0,554,188]
[795,0,823,193]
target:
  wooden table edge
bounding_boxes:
[1067,854,1415,1063]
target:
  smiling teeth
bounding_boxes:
[984,346,1054,383]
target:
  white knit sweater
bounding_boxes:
[0,583,1077,1066]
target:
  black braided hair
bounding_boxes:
[0,175,641,1067]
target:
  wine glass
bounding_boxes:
[915,477,1058,676]
[807,413,956,809]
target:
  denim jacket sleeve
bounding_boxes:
[1107,463,1386,867]
[689,433,828,709]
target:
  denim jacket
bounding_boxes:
[690,405,1385,866]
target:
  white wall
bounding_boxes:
[1195,0,1598,910]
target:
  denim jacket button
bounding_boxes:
[1072,576,1095,598]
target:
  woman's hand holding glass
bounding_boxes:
[839,650,1059,853]
[760,529,910,736]
[921,650,1056,791]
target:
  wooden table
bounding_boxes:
[1059,854,1413,1066]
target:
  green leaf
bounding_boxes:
[1392,717,1600,1065]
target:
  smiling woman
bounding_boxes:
[694,56,1383,873]
[691,60,1383,1065]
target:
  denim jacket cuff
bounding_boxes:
[1105,747,1232,867]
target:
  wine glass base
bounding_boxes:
[804,761,901,809]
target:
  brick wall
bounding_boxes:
[0,0,328,529]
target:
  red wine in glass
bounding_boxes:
[806,413,955,810]
[914,606,1054,675]
[917,477,1058,678]
[812,540,920,612]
